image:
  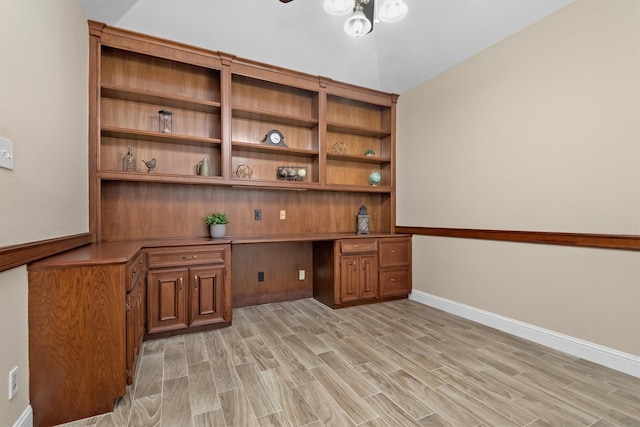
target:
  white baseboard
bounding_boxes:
[409,290,640,378]
[13,405,33,427]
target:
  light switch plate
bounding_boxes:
[0,137,14,170]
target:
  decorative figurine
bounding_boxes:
[364,149,375,156]
[122,146,137,171]
[356,204,370,234]
[142,158,156,173]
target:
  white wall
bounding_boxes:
[397,0,640,357]
[0,0,88,424]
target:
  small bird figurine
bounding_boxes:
[142,158,156,173]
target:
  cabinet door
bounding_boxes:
[189,265,226,327]
[359,254,378,300]
[147,268,188,334]
[126,280,145,384]
[340,255,360,303]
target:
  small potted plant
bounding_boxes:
[364,149,375,156]
[205,212,229,238]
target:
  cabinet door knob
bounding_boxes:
[194,275,199,289]
[179,277,183,290]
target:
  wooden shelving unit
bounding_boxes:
[88,22,399,241]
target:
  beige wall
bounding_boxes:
[0,0,88,424]
[397,0,640,356]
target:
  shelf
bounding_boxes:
[229,178,320,191]
[327,153,391,165]
[97,171,390,193]
[98,171,226,185]
[101,126,221,147]
[232,106,318,128]
[232,141,318,158]
[101,84,221,114]
[323,183,393,193]
[327,122,391,138]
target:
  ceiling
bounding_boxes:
[79,0,575,94]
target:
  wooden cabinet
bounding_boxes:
[146,245,231,337]
[147,268,188,333]
[27,244,142,427]
[339,239,379,303]
[189,265,226,326]
[340,253,378,302]
[379,237,412,297]
[313,236,410,308]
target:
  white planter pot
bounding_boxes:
[209,224,226,239]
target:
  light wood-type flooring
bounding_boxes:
[59,298,640,427]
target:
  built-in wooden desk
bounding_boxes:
[27,233,410,426]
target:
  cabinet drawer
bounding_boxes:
[341,239,378,254]
[127,251,146,292]
[147,246,226,269]
[379,238,411,268]
[379,268,411,297]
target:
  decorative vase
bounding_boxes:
[368,171,382,186]
[210,224,226,239]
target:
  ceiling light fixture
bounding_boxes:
[344,1,372,37]
[323,0,408,37]
[324,0,355,15]
[377,0,408,22]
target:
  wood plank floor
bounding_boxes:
[58,299,640,427]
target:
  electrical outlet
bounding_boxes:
[298,269,305,280]
[258,271,264,282]
[8,366,18,400]
[254,209,262,220]
[279,210,286,220]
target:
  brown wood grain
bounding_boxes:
[0,233,92,273]
[90,22,399,242]
[99,182,392,241]
[28,263,126,426]
[232,242,313,307]
[395,226,640,251]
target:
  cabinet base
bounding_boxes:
[314,294,409,310]
[144,319,231,341]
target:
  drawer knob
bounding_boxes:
[390,278,399,282]
[182,255,197,260]
[391,249,398,253]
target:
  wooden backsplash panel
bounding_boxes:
[100,182,390,241]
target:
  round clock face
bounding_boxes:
[270,132,281,144]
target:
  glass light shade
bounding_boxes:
[324,0,355,15]
[377,0,408,22]
[344,8,372,37]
